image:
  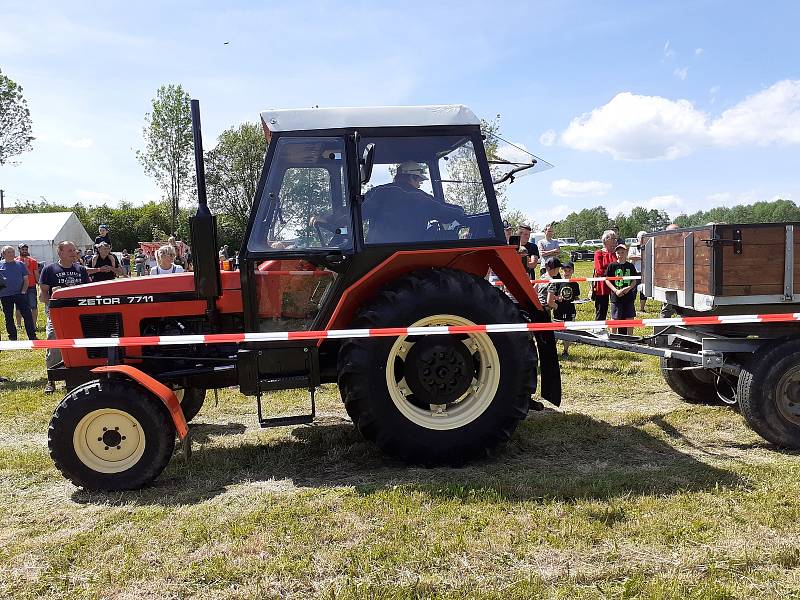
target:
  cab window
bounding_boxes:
[358,135,497,245]
[249,137,351,252]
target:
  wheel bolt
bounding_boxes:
[102,427,107,431]
[121,436,126,440]
[97,437,102,441]
[104,446,109,450]
[116,446,121,450]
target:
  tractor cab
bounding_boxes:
[241,105,509,334]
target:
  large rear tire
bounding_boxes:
[660,356,718,404]
[738,339,800,449]
[48,380,176,491]
[338,268,535,465]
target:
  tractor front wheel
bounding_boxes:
[338,268,535,465]
[48,380,175,491]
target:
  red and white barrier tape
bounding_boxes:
[494,275,642,286]
[3,311,798,351]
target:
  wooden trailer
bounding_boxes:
[641,223,800,313]
[558,223,800,450]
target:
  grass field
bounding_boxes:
[1,260,800,599]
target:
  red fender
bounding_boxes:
[91,365,189,440]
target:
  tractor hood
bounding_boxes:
[49,271,242,304]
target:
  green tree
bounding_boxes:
[0,68,34,166]
[205,122,266,245]
[502,208,535,229]
[552,206,610,241]
[442,115,509,214]
[137,84,193,236]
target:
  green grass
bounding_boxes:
[1,262,800,598]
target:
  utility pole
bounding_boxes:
[0,189,4,213]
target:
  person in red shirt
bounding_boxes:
[592,230,618,321]
[15,243,39,331]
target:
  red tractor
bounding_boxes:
[46,102,561,490]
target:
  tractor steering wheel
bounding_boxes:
[314,223,326,246]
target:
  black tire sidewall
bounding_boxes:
[180,388,206,422]
[49,381,175,490]
[339,269,532,463]
[738,340,800,447]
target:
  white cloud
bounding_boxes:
[673,67,688,80]
[539,129,556,146]
[709,86,720,95]
[705,191,758,207]
[663,40,675,60]
[610,195,686,218]
[74,189,114,203]
[558,79,800,160]
[695,47,704,56]
[560,92,707,160]
[551,179,612,197]
[709,80,800,146]
[63,137,94,149]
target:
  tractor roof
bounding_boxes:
[260,104,480,133]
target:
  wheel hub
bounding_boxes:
[73,409,145,473]
[404,337,474,404]
[778,370,800,423]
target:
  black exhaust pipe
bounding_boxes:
[189,99,221,329]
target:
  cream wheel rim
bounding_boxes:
[73,409,146,474]
[385,314,501,430]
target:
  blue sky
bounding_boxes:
[1,0,798,229]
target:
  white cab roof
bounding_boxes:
[260,104,480,133]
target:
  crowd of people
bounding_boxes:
[0,224,195,392]
[503,223,657,357]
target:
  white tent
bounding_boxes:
[0,212,93,266]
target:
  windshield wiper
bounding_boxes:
[489,159,538,185]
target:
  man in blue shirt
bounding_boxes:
[39,241,90,394]
[0,245,37,341]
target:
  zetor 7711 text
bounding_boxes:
[46,103,561,491]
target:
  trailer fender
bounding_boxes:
[91,365,190,446]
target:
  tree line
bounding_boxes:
[551,199,798,242]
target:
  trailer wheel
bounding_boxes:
[660,356,718,404]
[175,388,206,422]
[338,268,534,465]
[738,339,800,449]
[48,380,175,491]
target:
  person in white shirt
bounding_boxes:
[537,224,561,273]
[150,244,185,275]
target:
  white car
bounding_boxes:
[581,239,602,248]
[625,237,638,246]
[556,237,577,245]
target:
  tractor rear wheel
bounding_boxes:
[338,268,535,465]
[175,387,206,422]
[48,380,175,491]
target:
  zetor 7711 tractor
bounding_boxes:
[47,102,561,490]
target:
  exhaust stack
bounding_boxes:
[189,99,222,324]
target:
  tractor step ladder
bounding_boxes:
[256,380,316,428]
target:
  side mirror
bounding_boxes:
[360,143,375,185]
